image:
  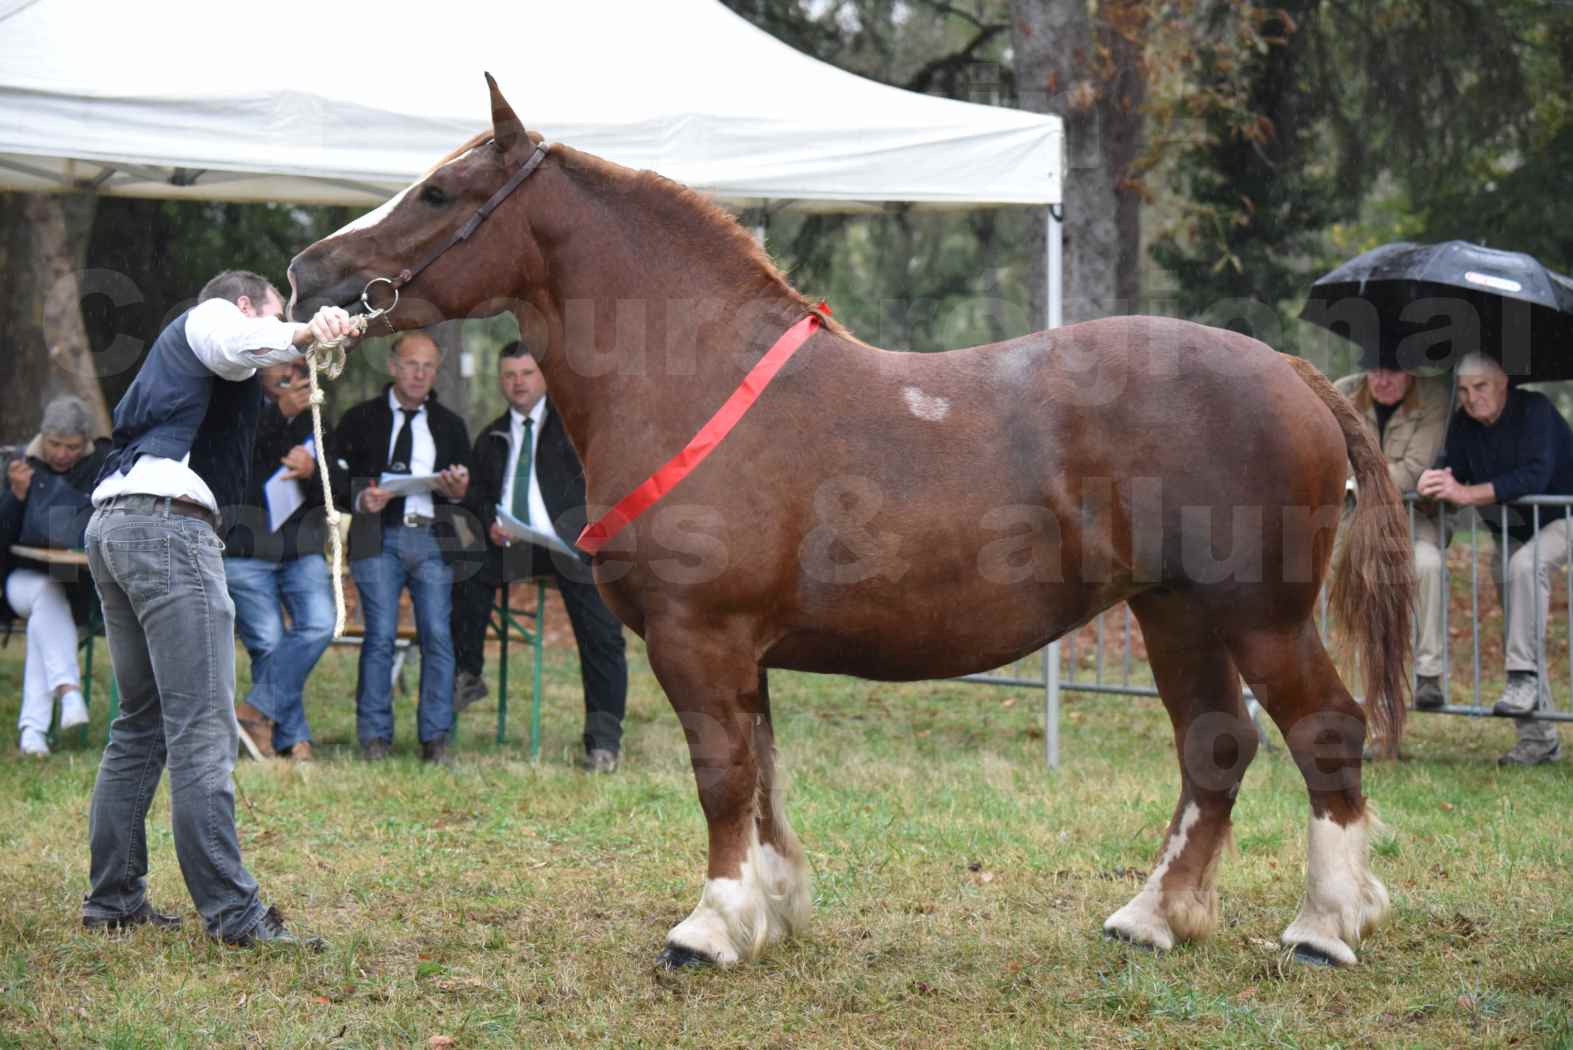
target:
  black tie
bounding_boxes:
[388,406,418,520]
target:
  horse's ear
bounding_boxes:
[485,72,527,154]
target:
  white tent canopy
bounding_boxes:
[0,0,1062,210]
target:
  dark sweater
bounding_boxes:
[221,401,349,561]
[1438,388,1573,543]
[0,437,110,621]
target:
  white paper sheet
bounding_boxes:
[377,472,443,496]
[263,438,312,532]
[495,505,577,558]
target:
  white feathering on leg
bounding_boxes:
[1280,810,1390,966]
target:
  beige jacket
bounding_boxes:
[1333,372,1451,495]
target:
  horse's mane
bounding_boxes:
[556,146,850,338]
[423,132,493,178]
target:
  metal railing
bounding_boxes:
[961,494,1573,767]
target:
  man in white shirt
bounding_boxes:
[453,341,628,772]
[82,269,355,947]
[333,331,471,765]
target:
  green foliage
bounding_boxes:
[1151,0,1573,357]
[1149,2,1342,348]
[723,0,1042,346]
[84,199,353,405]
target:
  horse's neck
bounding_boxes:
[524,177,811,501]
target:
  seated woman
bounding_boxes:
[1,396,108,756]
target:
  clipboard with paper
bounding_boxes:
[495,505,577,558]
[377,472,444,496]
[263,438,312,533]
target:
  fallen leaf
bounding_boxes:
[1440,801,1455,812]
[314,996,331,1005]
[430,1037,457,1049]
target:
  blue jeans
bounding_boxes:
[350,525,454,746]
[82,503,267,940]
[225,554,334,752]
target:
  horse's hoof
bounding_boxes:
[1289,942,1339,967]
[1103,927,1158,952]
[657,942,715,970]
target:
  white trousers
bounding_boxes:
[6,569,82,735]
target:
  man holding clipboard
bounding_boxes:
[453,341,628,772]
[222,363,345,761]
[333,331,470,765]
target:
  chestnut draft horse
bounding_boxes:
[289,76,1414,969]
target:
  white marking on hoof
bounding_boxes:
[1280,812,1390,967]
[665,828,812,966]
[1103,802,1202,950]
[902,386,951,422]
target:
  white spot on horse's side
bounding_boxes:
[902,385,951,422]
[1280,811,1390,966]
[1102,801,1201,951]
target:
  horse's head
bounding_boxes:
[287,74,547,329]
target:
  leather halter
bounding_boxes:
[361,139,551,314]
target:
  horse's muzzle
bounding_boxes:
[286,255,365,323]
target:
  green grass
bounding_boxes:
[2,629,1571,1049]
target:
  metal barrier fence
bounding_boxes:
[960,494,1573,767]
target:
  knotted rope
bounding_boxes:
[302,320,364,640]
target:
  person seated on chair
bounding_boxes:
[452,340,627,773]
[1334,366,1450,711]
[0,396,108,756]
[224,362,348,762]
[1418,352,1573,766]
[334,330,470,766]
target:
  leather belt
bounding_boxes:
[402,513,435,528]
[101,493,220,531]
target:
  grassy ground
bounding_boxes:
[2,624,1571,1049]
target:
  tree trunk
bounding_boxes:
[0,191,112,444]
[1009,0,1149,326]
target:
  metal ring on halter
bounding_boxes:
[360,276,399,323]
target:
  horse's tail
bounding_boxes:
[1285,355,1415,759]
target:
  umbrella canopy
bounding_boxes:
[1300,240,1573,381]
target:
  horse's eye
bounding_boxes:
[421,185,450,207]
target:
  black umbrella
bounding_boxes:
[1300,240,1573,381]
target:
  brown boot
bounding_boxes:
[234,702,276,758]
[282,740,313,762]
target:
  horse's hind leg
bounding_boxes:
[1229,623,1389,966]
[1104,595,1259,951]
[647,626,809,968]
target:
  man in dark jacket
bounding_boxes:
[1,395,108,755]
[1419,352,1573,765]
[452,341,627,772]
[334,330,470,765]
[224,362,347,761]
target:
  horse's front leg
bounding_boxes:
[648,624,810,968]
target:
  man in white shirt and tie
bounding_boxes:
[453,341,628,772]
[334,330,471,765]
[82,269,354,947]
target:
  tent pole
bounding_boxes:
[1044,203,1063,770]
